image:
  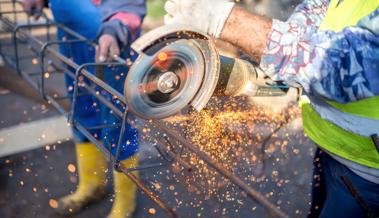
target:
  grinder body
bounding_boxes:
[124,25,289,120]
[217,56,288,97]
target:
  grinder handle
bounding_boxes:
[216,55,289,97]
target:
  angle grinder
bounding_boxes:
[124,25,289,120]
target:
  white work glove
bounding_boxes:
[164,0,235,38]
[96,20,131,62]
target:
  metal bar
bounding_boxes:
[154,143,174,163]
[12,23,20,74]
[49,97,178,218]
[0,41,18,46]
[340,176,374,217]
[151,121,289,218]
[253,113,293,178]
[45,66,124,126]
[13,22,58,30]
[56,24,97,47]
[7,19,125,111]
[3,12,121,168]
[71,118,177,217]
[113,110,128,168]
[85,123,121,131]
[0,0,22,5]
[24,71,42,77]
[72,113,178,217]
[82,82,123,118]
[40,39,91,98]
[73,122,112,160]
[3,18,77,73]
[19,69,40,91]
[12,54,39,60]
[118,164,178,218]
[77,64,125,101]
[9,20,58,75]
[371,134,379,154]
[12,0,16,21]
[1,51,16,68]
[3,5,119,161]
[52,95,71,101]
[122,162,167,173]
[47,60,67,73]
[44,14,51,41]
[70,62,125,124]
[45,95,69,117]
[0,10,30,15]
[156,142,193,172]
[45,63,125,126]
[113,112,173,174]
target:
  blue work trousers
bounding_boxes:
[308,149,379,218]
[49,0,139,160]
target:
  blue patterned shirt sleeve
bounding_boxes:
[260,3,379,103]
[287,0,329,27]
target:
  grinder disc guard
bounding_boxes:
[124,25,289,120]
[125,39,205,119]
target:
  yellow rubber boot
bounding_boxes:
[107,156,139,218]
[56,142,108,215]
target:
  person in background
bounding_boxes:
[22,0,146,217]
[164,0,379,217]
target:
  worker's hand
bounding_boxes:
[22,0,45,20]
[96,35,120,63]
[164,0,235,38]
[96,20,130,62]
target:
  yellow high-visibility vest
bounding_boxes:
[302,0,379,169]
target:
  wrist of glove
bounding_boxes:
[97,19,131,50]
[164,0,235,38]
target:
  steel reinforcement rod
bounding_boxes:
[151,121,289,218]
[2,16,127,116]
[118,164,178,218]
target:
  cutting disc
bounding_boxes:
[125,39,205,119]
